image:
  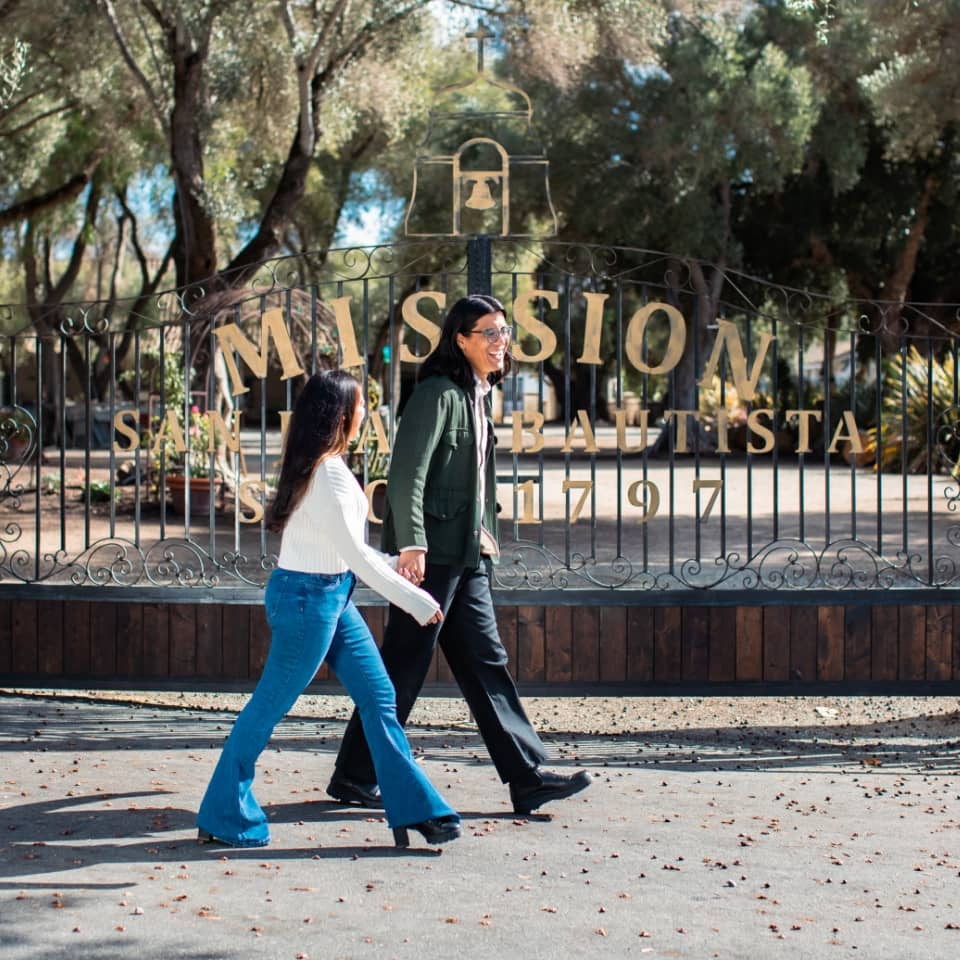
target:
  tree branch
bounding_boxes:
[0,152,102,228]
[98,0,168,138]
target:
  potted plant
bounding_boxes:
[162,405,226,514]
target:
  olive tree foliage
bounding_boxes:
[749,0,960,341]
[489,5,819,418]
[95,0,440,291]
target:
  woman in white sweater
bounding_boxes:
[196,370,460,848]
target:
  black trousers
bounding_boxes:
[334,560,548,785]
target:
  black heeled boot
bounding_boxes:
[392,815,461,848]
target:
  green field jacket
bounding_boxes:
[381,375,498,568]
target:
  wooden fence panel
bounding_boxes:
[599,607,627,682]
[790,605,818,683]
[115,603,144,677]
[195,604,223,678]
[708,606,736,682]
[572,606,600,682]
[735,607,762,681]
[220,606,249,680]
[843,605,872,681]
[168,604,197,678]
[925,605,953,681]
[544,606,572,683]
[654,607,682,682]
[762,606,790,681]
[517,606,545,683]
[899,606,926,682]
[870,604,898,681]
[0,599,11,673]
[63,602,89,675]
[89,601,118,677]
[626,607,653,681]
[817,606,844,681]
[682,606,710,681]
[38,600,64,675]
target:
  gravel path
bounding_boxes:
[4,687,958,742]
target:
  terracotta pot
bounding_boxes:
[166,474,220,515]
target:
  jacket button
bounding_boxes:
[495,503,502,514]
[472,530,479,537]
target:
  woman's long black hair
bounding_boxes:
[418,294,512,390]
[268,369,360,533]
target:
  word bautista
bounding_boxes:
[111,293,865,523]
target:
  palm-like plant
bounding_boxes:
[863,345,959,477]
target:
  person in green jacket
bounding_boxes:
[328,294,591,815]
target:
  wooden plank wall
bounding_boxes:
[0,598,958,688]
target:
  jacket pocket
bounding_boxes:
[423,488,469,520]
[441,427,470,448]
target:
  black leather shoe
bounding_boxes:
[326,773,382,808]
[510,769,592,814]
[392,815,461,848]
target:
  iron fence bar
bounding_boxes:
[874,332,882,554]
[900,342,908,551]
[387,275,395,444]
[797,325,806,543]
[848,328,856,541]
[588,292,597,560]
[33,335,41,582]
[362,278,371,484]
[83,333,92,549]
[58,334,66,550]
[719,351,728,560]
[771,315,780,542]
[745,310,753,560]
[158,326,167,540]
[615,280,623,559]
[640,283,650,574]
[108,332,117,539]
[563,273,571,568]
[694,292,702,563]
[927,340,934,585]
[509,271,520,543]
[536,271,545,539]
[822,327,831,548]
[259,295,269,557]
[132,328,142,548]
[181,315,192,538]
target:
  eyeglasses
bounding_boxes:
[466,327,512,344]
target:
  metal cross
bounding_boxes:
[465,20,494,73]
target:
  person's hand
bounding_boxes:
[398,549,426,585]
[425,607,444,625]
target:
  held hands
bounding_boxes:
[397,549,426,585]
[398,549,442,624]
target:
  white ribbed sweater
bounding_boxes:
[277,456,439,626]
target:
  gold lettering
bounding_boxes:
[561,409,599,453]
[214,307,305,396]
[578,292,606,365]
[515,479,541,524]
[698,319,775,403]
[354,406,391,456]
[828,410,862,454]
[113,410,139,453]
[511,289,558,363]
[614,407,650,452]
[627,479,660,524]
[664,409,702,453]
[746,408,775,454]
[562,479,593,523]
[511,410,545,454]
[399,291,444,363]
[151,409,186,455]
[330,296,365,369]
[279,410,293,450]
[785,409,822,454]
[625,302,685,374]
[365,479,387,524]
[238,480,266,524]
[715,410,731,454]
[207,410,242,452]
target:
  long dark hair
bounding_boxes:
[268,370,361,533]
[418,294,512,390]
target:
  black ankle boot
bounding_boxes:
[392,815,461,848]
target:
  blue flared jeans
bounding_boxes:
[197,568,456,846]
